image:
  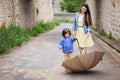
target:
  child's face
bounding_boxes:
[65,32,70,37]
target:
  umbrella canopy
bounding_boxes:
[62,51,105,71]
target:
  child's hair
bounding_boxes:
[62,28,71,37]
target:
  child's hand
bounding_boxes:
[74,38,77,40]
[59,48,62,50]
[59,45,62,50]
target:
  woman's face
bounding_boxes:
[81,6,87,13]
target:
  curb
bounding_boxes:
[92,30,120,54]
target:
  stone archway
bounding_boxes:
[14,0,36,29]
[94,0,102,31]
[86,0,103,31]
[14,0,54,29]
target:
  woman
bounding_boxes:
[72,4,94,55]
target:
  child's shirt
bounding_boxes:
[59,36,76,53]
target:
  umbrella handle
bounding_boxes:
[76,38,82,55]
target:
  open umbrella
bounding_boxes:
[62,39,105,71]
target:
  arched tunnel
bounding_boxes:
[11,0,53,29]
[14,0,36,29]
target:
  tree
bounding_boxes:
[60,0,86,13]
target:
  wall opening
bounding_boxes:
[18,0,35,29]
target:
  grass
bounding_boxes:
[99,29,115,40]
[90,26,96,31]
[0,20,60,54]
[53,19,73,23]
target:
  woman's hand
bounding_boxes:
[72,31,76,38]
[86,32,91,38]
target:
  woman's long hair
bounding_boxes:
[80,4,92,27]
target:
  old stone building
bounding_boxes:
[0,0,53,28]
[86,0,120,41]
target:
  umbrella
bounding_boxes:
[62,39,105,71]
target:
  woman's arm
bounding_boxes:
[73,16,76,31]
[88,26,91,32]
[86,26,91,38]
[72,30,76,38]
[72,15,77,37]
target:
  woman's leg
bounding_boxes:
[81,47,87,55]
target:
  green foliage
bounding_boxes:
[53,19,73,23]
[60,0,86,13]
[52,19,61,26]
[108,31,115,40]
[13,26,30,46]
[31,20,61,37]
[99,29,115,40]
[0,25,30,54]
[60,2,65,11]
[99,29,107,37]
[31,21,45,36]
[0,20,60,54]
[91,26,96,31]
[66,1,77,12]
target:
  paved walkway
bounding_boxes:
[0,23,120,80]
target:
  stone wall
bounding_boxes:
[0,0,54,28]
[54,13,74,21]
[35,0,54,23]
[0,0,14,26]
[86,0,120,41]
